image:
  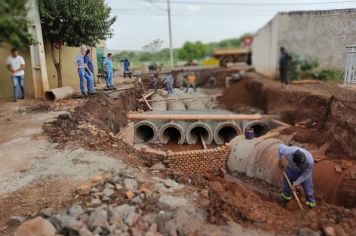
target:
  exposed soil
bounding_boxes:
[219,73,356,156]
[206,176,356,235]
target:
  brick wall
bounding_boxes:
[163,145,231,176]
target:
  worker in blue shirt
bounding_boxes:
[121,58,130,78]
[84,49,95,78]
[103,53,115,90]
[277,144,316,208]
[75,47,94,96]
[163,71,174,95]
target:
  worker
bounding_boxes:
[103,53,115,90]
[150,74,158,93]
[185,72,197,93]
[75,47,94,96]
[163,71,174,95]
[121,58,130,78]
[84,49,95,84]
[6,48,26,102]
[277,144,316,208]
[279,46,292,87]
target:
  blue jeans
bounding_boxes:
[166,83,173,94]
[78,68,94,95]
[12,75,25,98]
[106,71,113,88]
[281,167,316,207]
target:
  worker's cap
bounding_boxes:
[292,150,306,165]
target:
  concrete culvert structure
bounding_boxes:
[243,120,270,137]
[151,94,167,111]
[186,121,214,145]
[44,87,75,101]
[159,121,186,144]
[134,121,159,143]
[167,101,186,111]
[214,121,242,144]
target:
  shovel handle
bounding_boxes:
[283,171,304,210]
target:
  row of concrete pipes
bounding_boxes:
[134,119,271,145]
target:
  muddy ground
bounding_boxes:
[1,72,356,236]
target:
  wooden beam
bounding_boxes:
[142,94,153,111]
[127,113,272,121]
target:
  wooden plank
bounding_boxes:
[127,113,274,121]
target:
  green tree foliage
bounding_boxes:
[178,41,207,61]
[0,0,35,49]
[39,0,116,87]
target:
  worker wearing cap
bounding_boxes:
[277,144,316,208]
[185,72,197,93]
[163,71,174,95]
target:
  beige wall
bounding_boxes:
[45,45,98,91]
[0,45,98,98]
[252,9,356,77]
[252,15,280,78]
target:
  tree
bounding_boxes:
[143,39,163,53]
[0,0,35,49]
[39,0,116,87]
[178,41,207,61]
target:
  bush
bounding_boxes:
[287,54,342,82]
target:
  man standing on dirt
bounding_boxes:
[279,47,291,87]
[185,72,197,93]
[75,47,94,96]
[163,71,174,95]
[277,144,316,208]
[6,48,26,102]
[103,53,116,90]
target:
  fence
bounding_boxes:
[344,46,356,85]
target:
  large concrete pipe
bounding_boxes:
[151,94,167,111]
[227,137,356,208]
[44,86,75,101]
[159,121,187,144]
[186,121,214,145]
[243,120,270,137]
[186,100,207,111]
[134,120,160,143]
[167,101,186,111]
[214,121,242,144]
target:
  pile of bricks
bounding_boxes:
[163,145,231,176]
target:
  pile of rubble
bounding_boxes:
[13,170,199,236]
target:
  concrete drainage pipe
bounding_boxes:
[227,138,356,208]
[167,101,186,111]
[243,120,270,137]
[151,94,167,111]
[44,86,75,101]
[134,121,159,143]
[186,100,207,111]
[186,121,214,145]
[159,121,186,144]
[214,121,242,144]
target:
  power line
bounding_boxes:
[135,0,356,6]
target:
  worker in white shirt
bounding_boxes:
[6,48,26,102]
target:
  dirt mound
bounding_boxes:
[72,92,136,134]
[207,176,356,235]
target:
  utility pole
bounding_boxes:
[167,0,174,68]
[27,0,49,98]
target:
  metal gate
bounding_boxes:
[344,45,356,85]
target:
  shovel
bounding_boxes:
[283,171,304,210]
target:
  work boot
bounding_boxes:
[12,97,17,102]
[111,86,117,90]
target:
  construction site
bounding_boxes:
[1,1,356,236]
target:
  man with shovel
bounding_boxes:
[277,144,316,209]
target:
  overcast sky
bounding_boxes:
[105,0,356,51]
